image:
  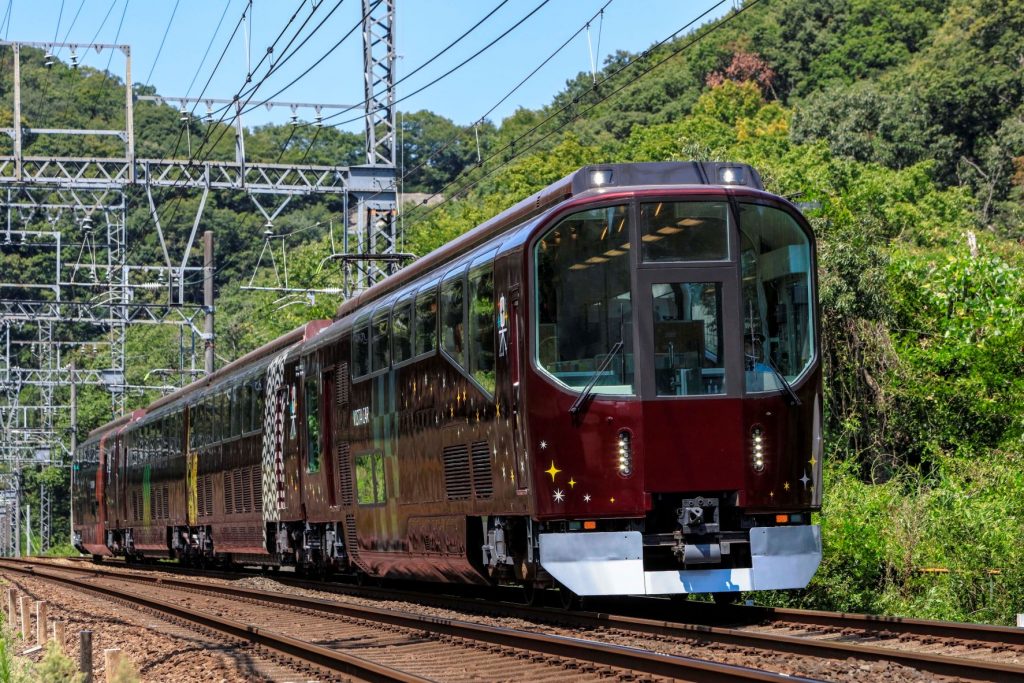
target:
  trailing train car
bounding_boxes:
[74,161,822,601]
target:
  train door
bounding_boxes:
[508,286,528,492]
[320,366,337,508]
[97,436,109,535]
[300,360,329,510]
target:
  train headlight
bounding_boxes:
[617,431,633,477]
[751,426,765,472]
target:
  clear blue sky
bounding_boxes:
[1,0,730,131]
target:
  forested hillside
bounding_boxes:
[3,0,1022,622]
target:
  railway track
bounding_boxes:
[39,556,1024,681]
[0,558,810,682]
[16,557,1024,681]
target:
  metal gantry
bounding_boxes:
[0,11,398,551]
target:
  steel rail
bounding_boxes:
[0,561,426,683]
[4,559,813,682]
[43,556,1024,683]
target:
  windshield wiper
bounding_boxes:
[569,340,624,417]
[766,357,802,406]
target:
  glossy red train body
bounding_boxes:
[73,162,822,598]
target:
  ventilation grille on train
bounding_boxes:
[443,444,471,500]
[471,441,493,499]
[224,466,260,515]
[336,362,350,408]
[198,474,214,518]
[338,442,353,506]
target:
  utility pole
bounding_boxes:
[203,231,215,375]
[12,475,19,558]
[69,361,77,539]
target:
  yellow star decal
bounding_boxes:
[495,402,501,417]
[783,481,790,491]
[610,497,616,503]
[769,491,774,499]
[545,461,561,482]
[809,457,817,467]
[568,477,576,488]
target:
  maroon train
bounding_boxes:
[73,161,822,600]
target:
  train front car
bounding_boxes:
[524,162,822,599]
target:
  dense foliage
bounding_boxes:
[2,0,1022,623]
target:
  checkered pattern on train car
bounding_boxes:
[261,350,289,546]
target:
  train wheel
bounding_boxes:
[90,555,104,564]
[557,583,582,611]
[520,581,540,607]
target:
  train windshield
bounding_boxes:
[534,204,634,395]
[739,203,814,391]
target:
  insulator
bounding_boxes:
[314,113,323,128]
[179,108,189,123]
[44,52,55,68]
[70,51,79,68]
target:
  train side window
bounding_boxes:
[414,285,438,356]
[468,262,496,394]
[371,308,391,372]
[392,296,413,364]
[355,451,385,505]
[441,269,466,368]
[219,392,229,442]
[305,374,322,473]
[352,315,370,378]
[253,380,264,431]
[230,386,242,437]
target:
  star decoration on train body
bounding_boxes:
[583,494,592,503]
[783,481,791,491]
[568,477,576,488]
[553,489,565,503]
[545,461,561,482]
[539,440,548,450]
[800,471,811,488]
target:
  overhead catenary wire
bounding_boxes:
[128,0,346,276]
[1,1,13,41]
[284,0,551,162]
[86,0,119,51]
[56,0,86,55]
[393,0,615,196]
[185,0,236,98]
[52,0,65,44]
[403,0,747,231]
[102,0,129,76]
[145,0,182,85]
[316,0,556,129]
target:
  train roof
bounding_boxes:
[335,161,762,319]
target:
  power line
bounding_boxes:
[145,0,181,85]
[86,0,119,50]
[103,0,129,76]
[396,0,614,194]
[185,0,236,98]
[125,0,345,270]
[57,0,86,52]
[52,0,64,44]
[404,0,746,231]
[1,1,12,41]
[319,0,555,129]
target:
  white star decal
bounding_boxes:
[800,471,811,488]
[540,440,548,450]
[553,489,565,503]
[583,494,592,503]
